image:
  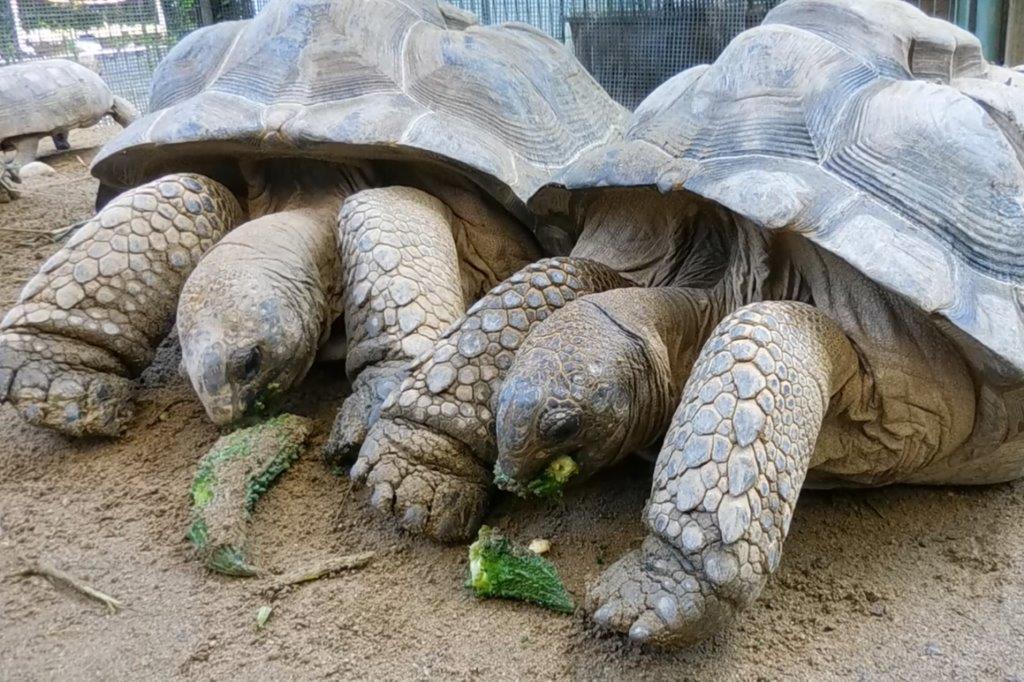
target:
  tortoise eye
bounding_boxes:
[243,347,261,379]
[539,407,581,442]
[231,346,262,382]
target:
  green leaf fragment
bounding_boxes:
[466,526,574,614]
[248,382,283,420]
[186,517,209,549]
[191,468,217,508]
[255,605,273,629]
[526,456,579,498]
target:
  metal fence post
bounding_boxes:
[198,0,215,25]
[6,0,32,56]
[975,0,1007,61]
[1006,0,1023,63]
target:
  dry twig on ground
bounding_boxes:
[271,551,376,591]
[13,560,124,614]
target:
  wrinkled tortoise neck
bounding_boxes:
[570,189,810,317]
[240,159,375,219]
[569,188,732,289]
[717,217,813,313]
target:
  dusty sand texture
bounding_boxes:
[0,126,1022,681]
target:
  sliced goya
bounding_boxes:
[467,526,574,613]
[187,413,312,576]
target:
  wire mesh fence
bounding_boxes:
[564,0,773,107]
[455,0,570,39]
[1,0,204,111]
[0,0,985,118]
[909,0,954,19]
[447,0,778,107]
[0,0,257,112]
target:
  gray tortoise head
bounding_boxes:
[91,0,627,222]
[533,0,1024,388]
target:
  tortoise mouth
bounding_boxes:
[492,467,532,496]
[493,448,583,498]
[198,379,285,427]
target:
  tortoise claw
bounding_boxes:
[353,418,491,543]
[325,368,406,464]
[586,536,742,647]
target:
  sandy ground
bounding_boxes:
[1,126,1023,681]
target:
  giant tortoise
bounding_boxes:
[0,0,625,436]
[0,59,136,201]
[352,0,1024,645]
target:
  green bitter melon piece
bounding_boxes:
[526,455,579,498]
[187,413,312,576]
[467,526,574,613]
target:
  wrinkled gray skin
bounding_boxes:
[354,0,1024,647]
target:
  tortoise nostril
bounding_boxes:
[539,407,581,442]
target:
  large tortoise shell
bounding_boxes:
[533,0,1024,380]
[91,0,627,220]
[0,59,118,142]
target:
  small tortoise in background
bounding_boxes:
[0,59,137,201]
[353,0,1024,644]
[0,0,626,436]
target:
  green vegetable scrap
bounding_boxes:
[255,605,273,629]
[526,455,579,498]
[248,382,283,421]
[187,414,312,576]
[466,526,574,613]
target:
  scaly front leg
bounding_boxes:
[0,174,242,436]
[588,301,860,645]
[353,258,633,541]
[325,184,542,462]
[325,187,471,461]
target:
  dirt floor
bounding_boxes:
[1,126,1023,681]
